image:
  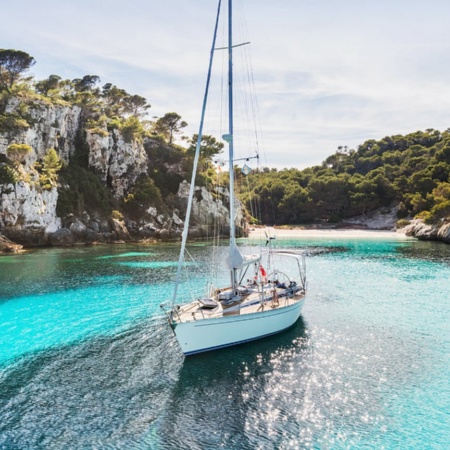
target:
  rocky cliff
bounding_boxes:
[1,97,80,239]
[0,96,245,249]
[85,130,148,198]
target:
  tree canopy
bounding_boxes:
[242,129,450,225]
[153,112,187,144]
[0,49,36,93]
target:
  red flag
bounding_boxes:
[260,265,267,282]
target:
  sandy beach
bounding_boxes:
[247,227,409,239]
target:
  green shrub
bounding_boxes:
[57,164,113,217]
[0,163,18,185]
[37,148,62,190]
[123,175,164,219]
[148,167,183,196]
[6,143,32,165]
[0,114,30,132]
[429,200,450,222]
[89,127,108,137]
[396,218,410,228]
[111,210,124,220]
[121,116,144,143]
[107,117,122,131]
[415,210,431,221]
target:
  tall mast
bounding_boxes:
[227,0,237,290]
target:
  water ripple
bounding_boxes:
[0,241,449,449]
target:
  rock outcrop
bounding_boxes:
[1,98,76,244]
[1,97,81,163]
[402,219,450,244]
[339,206,399,230]
[338,207,450,244]
[0,96,246,248]
[0,233,23,253]
[176,181,247,239]
[0,182,61,232]
[86,130,147,198]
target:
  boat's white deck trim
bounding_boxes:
[172,288,305,324]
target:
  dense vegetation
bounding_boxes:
[240,129,450,225]
[1,49,449,228]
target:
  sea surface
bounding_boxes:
[0,235,449,449]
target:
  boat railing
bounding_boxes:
[159,301,179,324]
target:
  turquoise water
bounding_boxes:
[0,238,449,449]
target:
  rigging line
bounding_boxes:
[183,265,207,304]
[214,41,250,50]
[253,159,262,227]
[235,0,258,156]
[184,248,204,272]
[248,54,261,151]
[240,42,253,135]
[203,167,214,247]
[215,169,223,249]
[238,0,266,166]
[241,34,264,162]
[211,184,221,280]
[218,4,226,141]
[171,0,223,305]
[245,172,255,221]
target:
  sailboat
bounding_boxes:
[160,0,307,356]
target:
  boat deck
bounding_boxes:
[171,287,305,324]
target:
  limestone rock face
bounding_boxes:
[0,99,79,244]
[109,218,131,240]
[86,130,147,198]
[177,181,247,237]
[0,98,81,164]
[69,218,87,236]
[0,182,61,232]
[0,98,149,244]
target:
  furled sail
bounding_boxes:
[226,242,260,269]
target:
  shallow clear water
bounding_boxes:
[0,237,449,449]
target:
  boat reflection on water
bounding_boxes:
[156,317,310,448]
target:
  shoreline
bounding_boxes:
[247,227,409,239]
[4,224,445,254]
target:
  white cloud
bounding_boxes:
[2,0,450,169]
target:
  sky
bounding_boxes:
[2,0,450,169]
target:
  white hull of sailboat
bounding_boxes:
[171,298,305,355]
